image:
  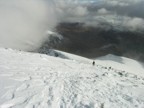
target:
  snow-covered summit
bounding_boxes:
[0,48,144,108]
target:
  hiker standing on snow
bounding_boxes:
[92,61,95,66]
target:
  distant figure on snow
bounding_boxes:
[92,61,95,66]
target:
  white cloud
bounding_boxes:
[0,0,57,51]
[74,6,88,16]
[123,17,144,31]
[97,8,110,15]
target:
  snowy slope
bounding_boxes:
[0,48,144,108]
[96,54,144,77]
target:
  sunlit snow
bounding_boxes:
[0,48,144,108]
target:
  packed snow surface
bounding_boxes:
[0,48,144,108]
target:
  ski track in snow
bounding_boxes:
[0,49,144,108]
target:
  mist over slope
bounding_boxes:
[0,0,57,51]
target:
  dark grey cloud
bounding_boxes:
[98,0,144,18]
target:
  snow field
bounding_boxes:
[0,48,144,108]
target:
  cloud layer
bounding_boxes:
[0,0,144,51]
[55,0,144,32]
